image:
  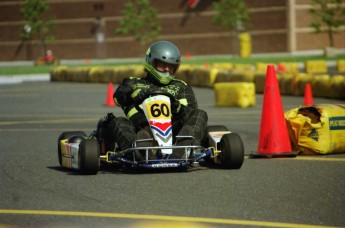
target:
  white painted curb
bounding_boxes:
[0,74,50,85]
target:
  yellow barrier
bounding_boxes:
[305,60,328,74]
[277,62,299,74]
[49,64,344,100]
[214,82,256,108]
[211,63,233,70]
[336,60,345,73]
[255,62,274,73]
[285,104,345,154]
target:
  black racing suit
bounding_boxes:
[112,73,208,150]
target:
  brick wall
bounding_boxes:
[0,0,343,61]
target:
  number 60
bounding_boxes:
[150,103,170,117]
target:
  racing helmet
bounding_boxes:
[144,40,181,85]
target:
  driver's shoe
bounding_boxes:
[170,125,194,159]
[136,129,155,160]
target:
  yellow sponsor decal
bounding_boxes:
[144,99,171,120]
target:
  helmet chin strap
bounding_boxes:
[145,61,174,85]
[158,71,173,77]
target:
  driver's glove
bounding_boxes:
[131,88,148,104]
[171,98,182,115]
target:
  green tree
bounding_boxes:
[116,0,161,46]
[309,0,345,47]
[20,0,55,60]
[212,0,249,32]
[212,0,250,57]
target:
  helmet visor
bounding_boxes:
[155,59,178,75]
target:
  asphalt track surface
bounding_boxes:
[0,81,344,228]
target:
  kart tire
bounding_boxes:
[219,133,244,169]
[202,125,228,164]
[58,131,87,166]
[79,138,100,175]
[202,125,229,147]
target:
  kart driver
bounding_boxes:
[112,40,208,158]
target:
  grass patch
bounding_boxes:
[0,65,55,75]
[1,53,344,75]
[185,53,345,65]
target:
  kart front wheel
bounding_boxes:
[58,131,87,166]
[219,133,244,169]
[80,138,100,175]
[202,125,228,148]
[202,125,229,164]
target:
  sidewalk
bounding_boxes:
[0,74,50,85]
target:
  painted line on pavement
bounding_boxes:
[0,75,49,85]
[0,119,259,126]
[0,118,96,126]
[0,128,92,132]
[245,156,345,162]
[207,111,261,116]
[0,209,340,228]
[294,156,345,162]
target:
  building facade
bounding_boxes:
[0,0,344,61]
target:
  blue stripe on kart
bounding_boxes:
[151,125,172,136]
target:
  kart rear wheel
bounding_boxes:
[58,131,87,166]
[80,138,100,175]
[203,125,229,164]
[219,133,244,169]
[202,125,228,147]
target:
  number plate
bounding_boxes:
[143,95,173,154]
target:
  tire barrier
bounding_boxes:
[214,82,256,108]
[305,60,328,74]
[50,62,345,100]
[337,59,345,73]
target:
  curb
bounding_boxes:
[0,74,50,85]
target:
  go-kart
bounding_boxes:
[57,91,244,174]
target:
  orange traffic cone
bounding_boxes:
[277,63,286,73]
[105,82,115,107]
[185,52,191,60]
[303,83,314,106]
[250,65,296,158]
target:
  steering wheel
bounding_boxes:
[143,89,176,101]
[135,89,176,113]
